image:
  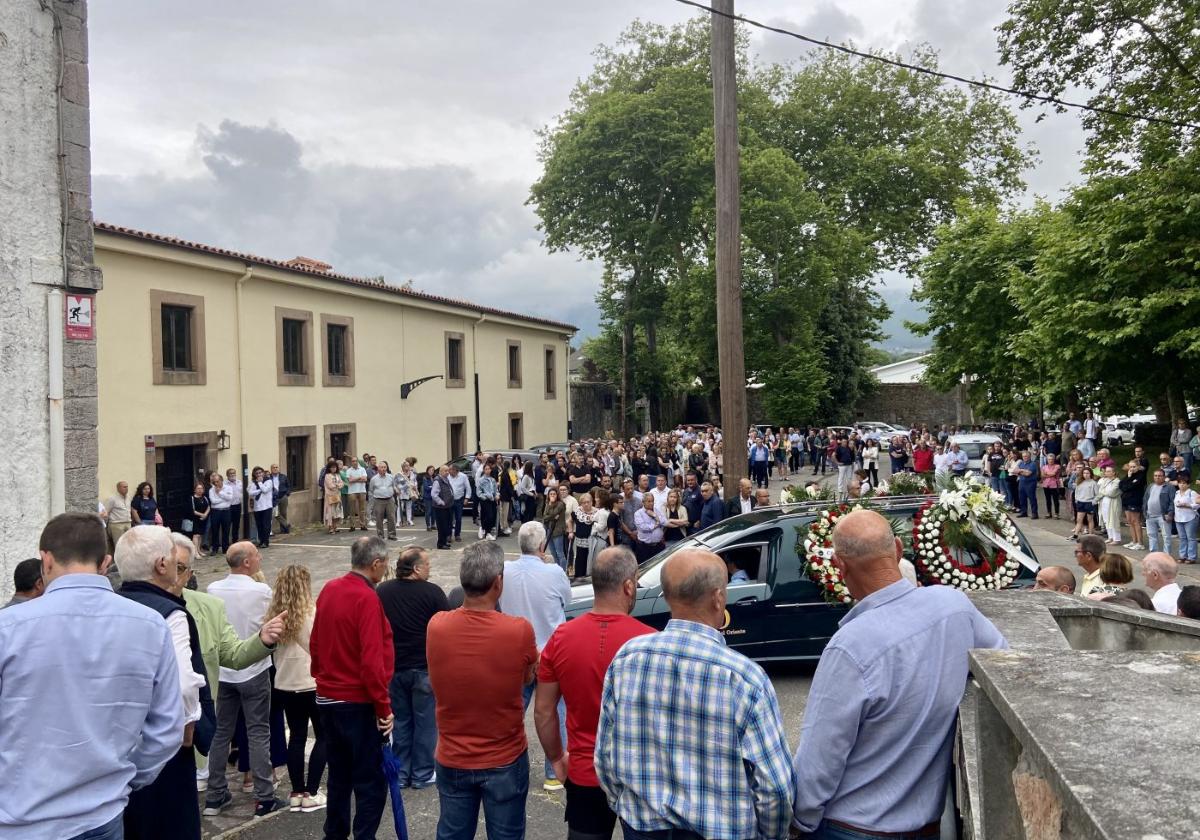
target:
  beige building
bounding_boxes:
[94,223,574,528]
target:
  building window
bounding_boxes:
[506,340,522,388]
[150,289,207,385]
[283,320,306,375]
[445,331,465,388]
[285,436,309,491]
[509,413,524,449]
[544,344,557,399]
[447,416,467,460]
[161,305,193,371]
[275,307,313,386]
[325,423,357,464]
[321,314,355,387]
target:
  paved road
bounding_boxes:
[203,466,1195,838]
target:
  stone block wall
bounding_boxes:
[853,383,964,428]
[0,0,100,597]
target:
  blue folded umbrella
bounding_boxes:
[380,737,410,840]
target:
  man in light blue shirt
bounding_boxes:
[498,521,570,790]
[0,513,184,840]
[792,510,1007,839]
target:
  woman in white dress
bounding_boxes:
[1096,465,1123,544]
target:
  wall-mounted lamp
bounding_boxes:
[217,430,231,451]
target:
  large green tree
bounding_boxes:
[531,19,1030,429]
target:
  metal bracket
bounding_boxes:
[400,374,443,399]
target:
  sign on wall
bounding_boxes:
[65,294,95,340]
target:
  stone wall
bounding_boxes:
[0,0,100,597]
[854,382,965,428]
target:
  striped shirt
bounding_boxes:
[596,619,794,839]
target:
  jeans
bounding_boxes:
[750,460,769,488]
[480,500,498,535]
[424,496,436,528]
[548,534,568,571]
[390,668,438,786]
[1018,481,1039,517]
[1178,517,1198,561]
[205,670,274,801]
[209,508,231,553]
[435,751,529,840]
[453,497,465,536]
[1147,515,1173,554]
[988,475,1006,500]
[522,682,565,779]
[70,814,124,840]
[322,702,388,840]
[278,689,326,795]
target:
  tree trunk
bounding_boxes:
[1064,387,1080,418]
[620,272,636,438]
[1151,393,1171,423]
[646,319,662,430]
[1167,384,1186,424]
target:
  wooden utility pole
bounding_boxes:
[711,0,748,498]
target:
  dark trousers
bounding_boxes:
[230,505,242,542]
[389,668,438,785]
[435,505,453,547]
[480,500,498,535]
[812,451,826,474]
[619,820,706,840]
[124,746,199,840]
[750,460,769,488]
[790,449,802,472]
[453,498,465,536]
[1018,481,1039,517]
[209,508,231,553]
[253,508,272,546]
[322,702,387,840]
[1042,487,1061,517]
[278,689,326,795]
[867,463,879,486]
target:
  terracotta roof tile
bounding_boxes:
[94,222,577,333]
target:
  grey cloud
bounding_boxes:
[754,4,866,66]
[94,119,599,334]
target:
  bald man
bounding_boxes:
[791,510,1007,838]
[1033,565,1076,594]
[1141,552,1182,614]
[596,549,794,840]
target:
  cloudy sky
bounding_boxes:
[89,0,1087,349]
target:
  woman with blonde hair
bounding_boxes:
[268,565,326,812]
[1086,553,1134,598]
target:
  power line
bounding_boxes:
[671,0,1200,132]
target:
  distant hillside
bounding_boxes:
[873,286,931,355]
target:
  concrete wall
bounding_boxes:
[854,382,965,428]
[94,232,572,524]
[0,1,100,597]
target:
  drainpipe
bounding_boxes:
[234,267,253,536]
[472,314,487,451]
[48,289,65,515]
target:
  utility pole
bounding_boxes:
[711,0,747,498]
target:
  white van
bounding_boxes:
[948,433,1003,472]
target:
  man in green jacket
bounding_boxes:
[168,533,286,790]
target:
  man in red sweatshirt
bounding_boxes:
[310,535,394,840]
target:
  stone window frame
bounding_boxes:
[544,343,557,399]
[275,307,314,387]
[279,425,317,498]
[506,339,523,389]
[508,412,524,449]
[320,314,356,387]
[149,289,207,385]
[445,331,466,388]
[324,422,358,464]
[447,415,467,461]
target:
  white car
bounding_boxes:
[1104,422,1136,447]
[948,433,1003,472]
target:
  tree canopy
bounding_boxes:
[530,19,1029,429]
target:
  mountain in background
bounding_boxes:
[873,285,930,356]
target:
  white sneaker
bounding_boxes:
[478,527,486,539]
[289,792,304,812]
[300,792,327,812]
[486,533,496,541]
[1131,543,1145,551]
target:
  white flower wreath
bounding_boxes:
[911,474,1022,591]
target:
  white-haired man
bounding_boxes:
[498,520,571,791]
[115,525,210,839]
[1142,552,1183,615]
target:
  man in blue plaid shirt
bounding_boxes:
[595,549,794,839]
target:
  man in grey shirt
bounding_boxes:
[368,464,397,540]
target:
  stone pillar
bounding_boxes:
[0,0,101,598]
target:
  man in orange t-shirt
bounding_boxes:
[426,540,538,840]
[535,546,654,840]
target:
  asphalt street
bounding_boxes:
[200,465,1197,839]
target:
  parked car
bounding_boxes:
[564,497,1039,662]
[857,421,908,441]
[527,442,574,455]
[947,433,1003,472]
[443,450,538,514]
[1105,422,1136,447]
